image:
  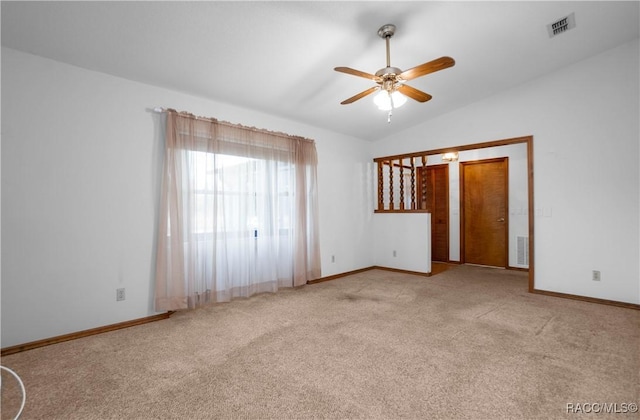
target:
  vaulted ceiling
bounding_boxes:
[2,1,638,141]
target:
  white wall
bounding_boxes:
[372,38,640,304]
[318,146,374,276]
[1,47,373,347]
[373,213,431,274]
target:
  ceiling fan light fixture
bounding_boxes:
[334,23,454,118]
[374,89,407,111]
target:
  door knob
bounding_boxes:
[497,217,505,222]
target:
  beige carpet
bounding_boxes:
[2,265,639,419]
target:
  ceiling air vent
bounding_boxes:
[547,12,576,38]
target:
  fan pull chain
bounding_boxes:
[387,93,396,123]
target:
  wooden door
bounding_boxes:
[418,165,449,262]
[461,158,508,267]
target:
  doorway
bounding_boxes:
[460,158,508,267]
[418,164,449,262]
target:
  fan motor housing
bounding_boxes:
[375,66,402,78]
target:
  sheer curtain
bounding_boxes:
[155,110,321,311]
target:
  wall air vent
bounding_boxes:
[547,12,576,38]
[516,236,529,266]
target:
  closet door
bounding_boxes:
[460,158,508,268]
[419,164,449,262]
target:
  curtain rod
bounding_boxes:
[152,107,315,144]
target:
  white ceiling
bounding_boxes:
[2,1,639,141]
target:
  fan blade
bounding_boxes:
[399,56,455,81]
[398,84,432,103]
[334,67,382,82]
[340,86,379,105]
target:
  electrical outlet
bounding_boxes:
[592,270,601,282]
[331,255,335,263]
[116,288,126,301]
[393,250,397,257]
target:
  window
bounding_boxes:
[155,110,320,311]
[190,152,293,238]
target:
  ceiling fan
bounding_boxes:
[335,24,455,117]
